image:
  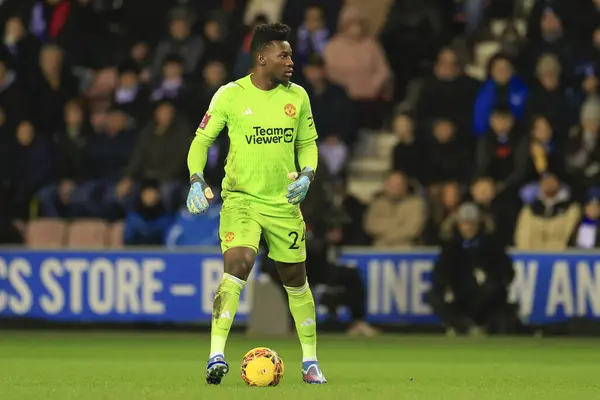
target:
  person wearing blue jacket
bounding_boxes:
[473,54,528,137]
[123,179,173,245]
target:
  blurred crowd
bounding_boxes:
[0,0,599,252]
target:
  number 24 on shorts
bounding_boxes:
[288,231,305,249]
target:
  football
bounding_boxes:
[240,347,284,387]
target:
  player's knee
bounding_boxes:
[276,262,307,287]
[224,248,256,281]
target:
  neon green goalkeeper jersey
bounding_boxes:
[187,74,319,213]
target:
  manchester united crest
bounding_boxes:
[225,232,235,242]
[284,103,296,117]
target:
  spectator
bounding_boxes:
[27,43,79,134]
[124,179,173,246]
[440,187,496,246]
[38,99,92,217]
[565,97,600,200]
[233,14,268,79]
[515,173,580,250]
[524,54,568,135]
[151,7,204,79]
[0,53,26,131]
[504,115,566,191]
[58,0,122,70]
[425,202,516,335]
[424,118,471,187]
[568,187,600,248]
[151,53,193,115]
[415,47,480,135]
[196,60,228,123]
[429,181,462,244]
[197,13,233,72]
[244,0,286,26]
[129,40,152,84]
[565,65,599,127]
[391,113,425,184]
[117,101,191,213]
[28,0,71,43]
[85,67,118,113]
[295,5,330,67]
[76,106,136,219]
[282,0,343,34]
[302,55,355,145]
[327,180,370,246]
[318,135,348,182]
[11,120,55,219]
[112,60,150,123]
[475,107,519,184]
[306,220,379,337]
[364,171,426,247]
[518,7,574,83]
[1,16,40,82]
[473,54,527,137]
[323,4,393,129]
[469,176,517,246]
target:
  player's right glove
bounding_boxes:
[186,173,214,214]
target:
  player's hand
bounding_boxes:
[186,173,214,214]
[286,167,314,205]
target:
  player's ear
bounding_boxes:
[258,53,266,66]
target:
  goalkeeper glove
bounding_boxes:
[186,173,214,214]
[286,167,314,205]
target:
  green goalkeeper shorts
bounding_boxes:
[219,198,307,263]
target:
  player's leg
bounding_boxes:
[262,215,326,384]
[206,203,261,385]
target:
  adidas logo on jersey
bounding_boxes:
[243,108,253,115]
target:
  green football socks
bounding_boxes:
[209,273,245,357]
[285,280,318,362]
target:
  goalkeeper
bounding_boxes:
[187,22,326,385]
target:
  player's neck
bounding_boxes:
[250,73,280,91]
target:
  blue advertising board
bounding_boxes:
[1,248,600,325]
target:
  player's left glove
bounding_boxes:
[286,167,315,205]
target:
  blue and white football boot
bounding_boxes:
[302,361,327,384]
[206,354,229,385]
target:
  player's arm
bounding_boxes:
[287,87,318,204]
[295,87,318,177]
[187,84,232,180]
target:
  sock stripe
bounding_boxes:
[284,280,309,295]
[223,273,245,289]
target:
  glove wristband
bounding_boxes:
[298,167,315,182]
[190,172,206,184]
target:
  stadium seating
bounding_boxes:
[26,219,68,249]
[66,219,109,249]
[106,221,125,248]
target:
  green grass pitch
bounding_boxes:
[1,331,599,399]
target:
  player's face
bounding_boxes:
[264,41,294,83]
